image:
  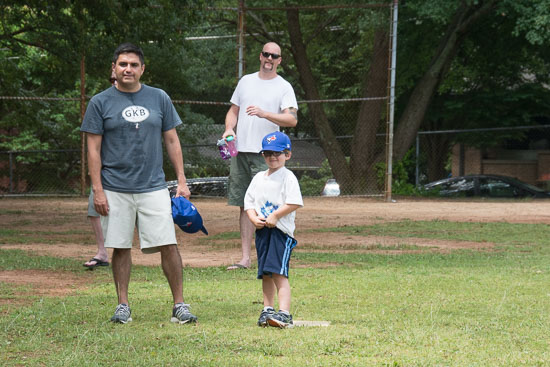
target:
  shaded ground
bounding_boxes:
[1,196,550,301]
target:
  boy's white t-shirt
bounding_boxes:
[244,166,303,237]
[230,72,298,153]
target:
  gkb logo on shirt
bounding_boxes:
[122,105,150,123]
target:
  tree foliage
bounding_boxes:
[395,0,550,182]
[2,0,550,194]
[395,0,550,153]
[0,0,206,152]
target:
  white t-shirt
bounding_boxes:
[230,72,298,153]
[244,166,303,237]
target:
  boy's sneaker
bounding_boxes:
[267,311,294,329]
[257,307,275,327]
[110,303,132,324]
[171,303,197,324]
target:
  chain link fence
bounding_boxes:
[1,3,395,197]
[1,132,387,197]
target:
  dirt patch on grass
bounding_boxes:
[0,269,94,307]
[0,269,91,295]
[1,196,549,301]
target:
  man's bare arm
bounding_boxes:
[245,106,297,127]
[87,133,109,216]
[163,128,191,198]
[223,104,239,139]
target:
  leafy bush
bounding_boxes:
[298,159,333,196]
[375,149,424,196]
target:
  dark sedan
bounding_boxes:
[422,174,550,199]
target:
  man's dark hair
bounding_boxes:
[112,43,145,65]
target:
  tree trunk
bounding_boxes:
[392,1,497,161]
[286,9,352,189]
[349,28,390,193]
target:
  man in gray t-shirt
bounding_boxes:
[82,83,180,192]
[81,43,197,325]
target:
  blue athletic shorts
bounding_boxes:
[255,227,297,279]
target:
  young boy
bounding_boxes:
[244,131,303,328]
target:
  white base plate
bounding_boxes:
[293,320,331,327]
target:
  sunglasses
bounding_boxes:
[262,151,284,158]
[261,51,280,59]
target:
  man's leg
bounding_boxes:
[84,216,108,266]
[112,248,132,305]
[159,244,184,304]
[84,189,108,267]
[160,244,197,324]
[227,153,266,270]
[239,206,254,266]
[227,207,254,269]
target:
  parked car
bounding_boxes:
[422,174,550,199]
[167,177,228,197]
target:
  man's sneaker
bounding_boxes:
[171,303,197,324]
[110,303,132,324]
[257,307,275,327]
[267,311,294,328]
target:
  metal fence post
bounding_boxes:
[9,151,13,193]
[385,0,398,201]
[415,133,419,187]
[80,53,86,196]
[237,0,245,79]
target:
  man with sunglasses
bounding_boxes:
[222,42,298,270]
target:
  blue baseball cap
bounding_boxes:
[261,131,291,152]
[171,197,208,235]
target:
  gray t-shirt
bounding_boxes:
[81,84,182,193]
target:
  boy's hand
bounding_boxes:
[265,213,278,228]
[246,209,266,229]
[251,217,266,229]
[264,205,300,229]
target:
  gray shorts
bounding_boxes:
[87,190,99,217]
[101,189,177,253]
[227,152,267,207]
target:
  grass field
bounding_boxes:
[1,198,550,366]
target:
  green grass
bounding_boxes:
[2,220,550,366]
[0,228,91,245]
[313,220,550,251]
[0,249,84,271]
[299,242,429,252]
